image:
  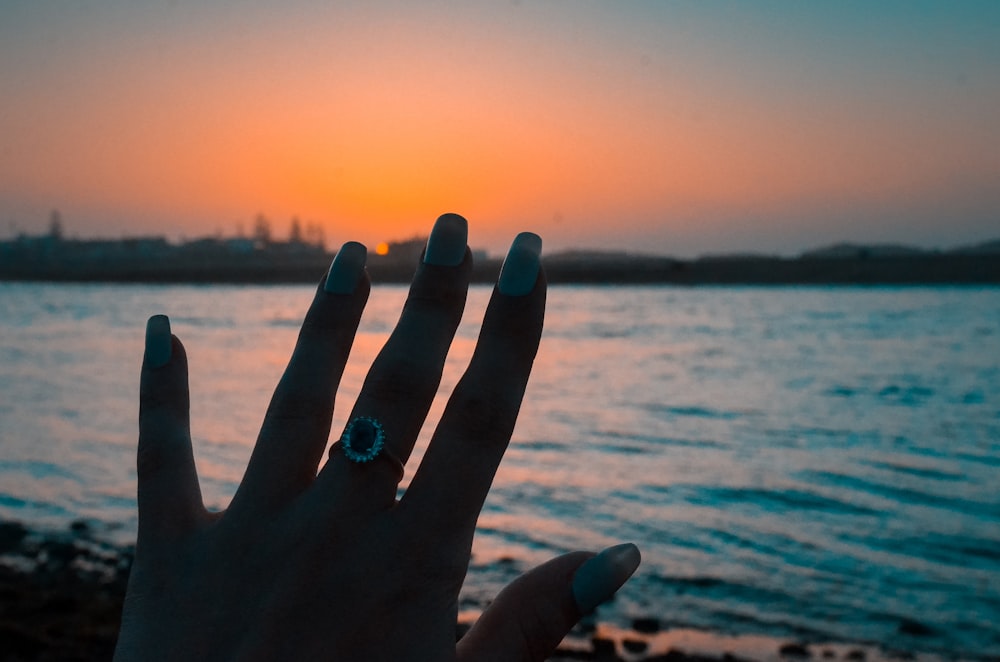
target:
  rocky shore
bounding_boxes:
[0,521,129,661]
[0,520,919,662]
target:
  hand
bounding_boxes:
[114,214,640,662]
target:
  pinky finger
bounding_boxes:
[137,315,204,540]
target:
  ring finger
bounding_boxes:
[316,213,472,503]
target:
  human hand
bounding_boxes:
[114,214,640,662]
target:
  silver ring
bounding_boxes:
[334,416,404,482]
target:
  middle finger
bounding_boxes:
[317,213,471,496]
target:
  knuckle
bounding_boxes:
[264,393,332,425]
[409,262,469,303]
[517,603,562,660]
[449,389,513,447]
[139,374,189,419]
[390,539,465,600]
[135,435,182,480]
[480,320,539,360]
[139,384,180,413]
[414,559,465,597]
[298,307,336,339]
[403,290,464,327]
[297,299,359,350]
[135,442,164,479]
[364,354,440,404]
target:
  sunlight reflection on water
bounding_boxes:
[0,282,998,657]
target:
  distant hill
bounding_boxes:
[545,249,641,263]
[800,243,929,259]
[695,252,781,262]
[947,238,1000,255]
[800,238,1000,259]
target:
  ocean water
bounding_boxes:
[0,282,998,659]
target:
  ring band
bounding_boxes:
[332,416,404,483]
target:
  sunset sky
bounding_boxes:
[1,1,998,256]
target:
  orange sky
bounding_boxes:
[1,2,998,256]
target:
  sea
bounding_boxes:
[0,282,997,659]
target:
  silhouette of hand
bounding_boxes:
[114,214,640,662]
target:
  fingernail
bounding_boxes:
[424,213,468,266]
[572,543,641,614]
[498,232,542,296]
[325,241,367,294]
[144,315,172,369]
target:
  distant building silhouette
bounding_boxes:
[253,214,272,248]
[289,216,303,244]
[48,210,64,241]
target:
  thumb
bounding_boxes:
[457,543,641,662]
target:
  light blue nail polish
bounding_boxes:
[424,213,468,266]
[571,542,641,614]
[498,232,542,296]
[145,315,172,369]
[325,242,367,294]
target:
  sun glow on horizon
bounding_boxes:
[1,2,998,255]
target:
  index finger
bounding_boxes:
[400,232,545,538]
[230,243,370,514]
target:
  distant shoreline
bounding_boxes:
[4,233,999,285]
[1,253,999,285]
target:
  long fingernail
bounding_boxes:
[572,543,641,614]
[144,315,172,369]
[325,241,367,294]
[424,213,468,266]
[498,232,542,296]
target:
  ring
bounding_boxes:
[332,416,404,482]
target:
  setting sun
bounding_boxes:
[1,3,998,256]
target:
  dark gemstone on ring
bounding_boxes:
[349,418,378,453]
[341,416,385,463]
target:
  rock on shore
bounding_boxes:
[0,521,130,661]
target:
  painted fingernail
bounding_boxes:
[572,542,641,614]
[144,314,172,369]
[498,232,542,296]
[424,213,468,266]
[324,241,367,294]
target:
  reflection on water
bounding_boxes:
[0,282,998,658]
